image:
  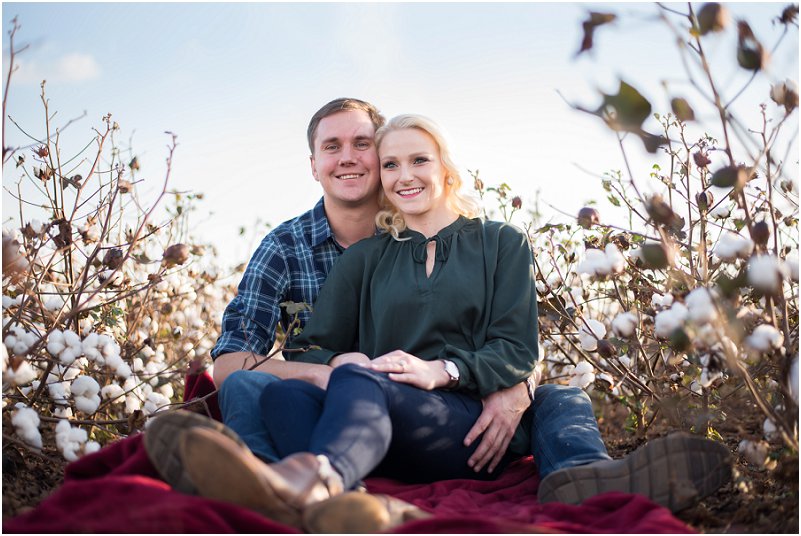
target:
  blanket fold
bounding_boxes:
[5,372,693,533]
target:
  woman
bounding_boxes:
[184,114,538,524]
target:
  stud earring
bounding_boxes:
[447,177,454,185]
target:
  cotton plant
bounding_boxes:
[55,419,101,462]
[12,405,42,449]
[568,361,596,389]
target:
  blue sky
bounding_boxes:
[2,2,798,264]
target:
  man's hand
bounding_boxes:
[464,381,530,474]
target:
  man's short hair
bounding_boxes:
[307,98,385,153]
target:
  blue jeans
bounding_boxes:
[249,364,611,489]
[217,369,282,463]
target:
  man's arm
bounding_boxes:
[213,351,332,389]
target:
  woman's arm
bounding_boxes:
[439,223,540,397]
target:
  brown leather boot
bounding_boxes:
[302,491,432,533]
[180,427,344,528]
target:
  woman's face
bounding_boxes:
[378,128,450,223]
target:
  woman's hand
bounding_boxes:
[329,352,371,368]
[366,350,450,390]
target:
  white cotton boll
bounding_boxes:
[546,271,562,288]
[54,406,73,419]
[67,426,88,443]
[101,383,125,402]
[12,407,42,449]
[82,332,99,349]
[140,345,155,359]
[763,418,778,440]
[745,324,785,352]
[651,293,673,309]
[144,391,171,415]
[55,418,71,436]
[785,253,799,283]
[132,357,144,373]
[115,361,132,379]
[748,254,788,294]
[618,355,632,368]
[578,319,606,351]
[96,334,112,348]
[612,312,638,338]
[8,359,38,386]
[63,330,81,348]
[569,372,596,389]
[58,346,79,366]
[577,248,612,278]
[12,338,29,356]
[654,303,688,338]
[102,341,121,359]
[690,380,703,395]
[714,233,754,262]
[685,287,718,325]
[71,376,101,414]
[158,383,174,400]
[789,357,798,403]
[738,439,770,468]
[2,295,13,309]
[574,361,594,375]
[700,367,723,388]
[604,243,626,273]
[74,394,101,414]
[125,393,142,413]
[44,296,64,311]
[71,375,100,398]
[84,441,101,455]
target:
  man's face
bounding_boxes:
[310,110,381,208]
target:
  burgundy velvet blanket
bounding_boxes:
[6,372,693,533]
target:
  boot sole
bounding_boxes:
[144,410,245,494]
[537,432,731,512]
[180,427,304,528]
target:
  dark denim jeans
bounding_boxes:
[218,365,611,489]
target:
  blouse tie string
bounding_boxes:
[411,234,451,264]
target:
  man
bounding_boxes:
[146,98,731,532]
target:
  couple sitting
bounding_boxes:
[145,98,731,533]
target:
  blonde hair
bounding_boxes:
[374,114,480,239]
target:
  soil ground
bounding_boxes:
[2,399,798,532]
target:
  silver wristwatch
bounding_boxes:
[442,359,460,388]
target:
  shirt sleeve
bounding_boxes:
[211,236,289,359]
[438,224,540,398]
[282,247,362,364]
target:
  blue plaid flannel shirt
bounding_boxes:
[211,198,344,360]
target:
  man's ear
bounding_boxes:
[310,154,320,182]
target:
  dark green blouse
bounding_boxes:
[284,216,540,398]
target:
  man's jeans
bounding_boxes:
[217,369,282,463]
[217,366,611,484]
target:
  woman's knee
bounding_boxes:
[329,362,387,385]
[260,378,325,409]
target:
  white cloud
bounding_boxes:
[12,52,100,85]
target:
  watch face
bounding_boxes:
[445,360,459,380]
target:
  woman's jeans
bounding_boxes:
[218,365,611,489]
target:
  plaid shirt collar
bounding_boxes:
[308,197,335,249]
